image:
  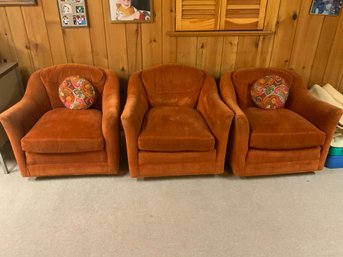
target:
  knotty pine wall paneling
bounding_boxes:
[141,0,162,68]
[87,0,109,68]
[288,0,325,85]
[41,0,67,65]
[323,13,343,91]
[220,37,238,72]
[255,0,281,67]
[308,16,340,86]
[4,6,35,82]
[235,36,260,69]
[196,37,224,78]
[125,23,142,75]
[21,0,53,70]
[103,0,128,79]
[0,0,342,91]
[269,0,302,68]
[0,8,17,64]
[162,0,177,64]
[176,37,198,67]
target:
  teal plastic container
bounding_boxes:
[328,146,343,156]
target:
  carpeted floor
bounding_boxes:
[1,141,343,257]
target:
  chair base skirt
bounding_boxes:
[232,160,320,177]
[133,162,222,178]
[26,163,118,177]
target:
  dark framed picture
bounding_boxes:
[57,0,89,28]
[109,0,153,23]
[0,0,36,5]
[310,0,343,16]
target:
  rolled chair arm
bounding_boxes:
[219,72,250,174]
[288,90,343,134]
[102,70,120,173]
[0,71,51,176]
[197,75,234,171]
[120,72,149,177]
[287,83,343,169]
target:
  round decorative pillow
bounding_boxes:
[58,76,97,110]
[250,75,289,110]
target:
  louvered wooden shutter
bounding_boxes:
[220,0,267,30]
[175,0,268,31]
[176,0,219,31]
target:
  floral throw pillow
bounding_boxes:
[250,75,289,110]
[58,76,96,110]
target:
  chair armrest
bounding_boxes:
[286,72,343,169]
[288,89,343,169]
[197,75,234,171]
[102,70,120,172]
[288,89,343,133]
[0,71,51,176]
[219,72,250,174]
[120,72,149,177]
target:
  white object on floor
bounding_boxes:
[331,132,343,147]
[309,84,343,128]
[323,83,343,106]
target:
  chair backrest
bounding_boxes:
[38,64,106,110]
[141,64,205,108]
[232,68,295,110]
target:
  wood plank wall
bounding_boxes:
[0,0,342,91]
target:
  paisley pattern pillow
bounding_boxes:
[58,76,96,110]
[250,75,289,110]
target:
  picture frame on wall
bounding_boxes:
[0,0,36,5]
[57,0,89,28]
[310,0,343,16]
[109,0,153,23]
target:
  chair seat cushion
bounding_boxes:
[21,108,104,153]
[138,106,215,152]
[245,107,326,150]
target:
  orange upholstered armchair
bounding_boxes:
[121,64,234,178]
[219,68,343,177]
[0,64,120,177]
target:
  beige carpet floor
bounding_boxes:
[1,141,343,257]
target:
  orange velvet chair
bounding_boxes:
[121,64,234,178]
[219,68,343,177]
[0,64,120,177]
